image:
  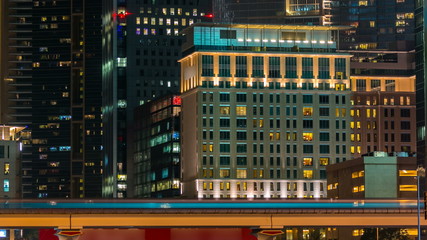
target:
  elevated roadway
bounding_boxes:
[0,199,424,229]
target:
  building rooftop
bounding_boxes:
[187,23,353,31]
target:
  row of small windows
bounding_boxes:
[203,117,347,130]
[201,81,346,91]
[202,143,345,154]
[139,7,202,17]
[201,169,323,180]
[353,96,412,106]
[136,17,195,26]
[204,131,341,141]
[202,55,347,79]
[350,133,412,143]
[356,79,396,92]
[204,92,346,104]
[202,155,330,167]
[201,181,324,192]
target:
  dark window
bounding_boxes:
[303,145,314,153]
[220,156,230,165]
[400,109,410,117]
[220,30,237,39]
[401,121,411,130]
[320,145,330,154]
[401,133,411,142]
[319,120,330,129]
[236,157,247,165]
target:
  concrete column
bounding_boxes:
[9,229,14,240]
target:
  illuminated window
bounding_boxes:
[4,163,9,175]
[351,172,359,179]
[236,169,247,178]
[303,107,313,116]
[352,186,359,193]
[275,133,280,140]
[359,171,364,177]
[220,106,230,115]
[3,179,9,192]
[356,121,361,129]
[303,170,313,179]
[399,185,417,191]
[136,17,140,24]
[159,18,164,25]
[143,17,148,24]
[170,8,175,15]
[162,8,167,15]
[182,19,186,26]
[302,133,313,141]
[369,21,375,27]
[151,18,156,25]
[303,158,313,166]
[319,158,329,166]
[399,170,417,176]
[220,169,230,178]
[236,106,247,116]
[166,18,171,25]
[360,185,365,191]
[359,0,368,5]
[396,20,406,26]
[350,121,355,129]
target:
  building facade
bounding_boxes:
[102,0,212,198]
[180,23,352,199]
[350,76,416,157]
[327,152,417,199]
[0,0,104,198]
[128,95,181,198]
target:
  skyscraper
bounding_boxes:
[415,0,427,167]
[1,0,103,198]
[180,23,352,199]
[103,0,212,198]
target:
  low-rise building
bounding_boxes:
[327,152,417,199]
[0,126,24,198]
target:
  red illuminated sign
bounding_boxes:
[172,96,182,105]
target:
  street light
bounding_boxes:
[417,166,425,240]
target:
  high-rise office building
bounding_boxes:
[1,0,103,198]
[212,0,327,25]
[0,0,34,197]
[128,94,181,198]
[350,76,416,157]
[103,0,212,198]
[180,23,352,199]
[415,0,427,167]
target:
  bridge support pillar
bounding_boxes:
[253,229,284,240]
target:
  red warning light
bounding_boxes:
[205,13,214,18]
[112,11,132,19]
